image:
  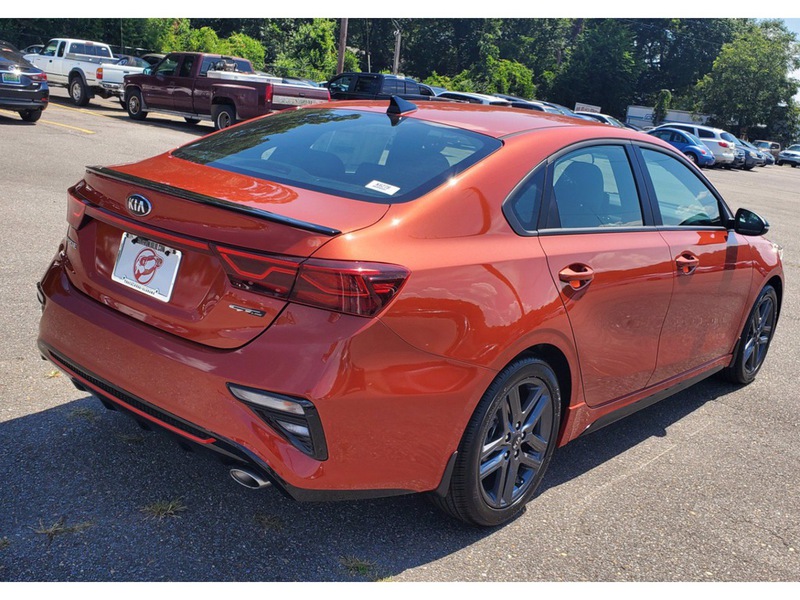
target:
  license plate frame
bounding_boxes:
[1,72,21,84]
[111,233,182,303]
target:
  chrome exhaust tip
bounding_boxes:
[229,467,272,490]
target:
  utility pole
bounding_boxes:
[392,20,402,75]
[337,18,348,75]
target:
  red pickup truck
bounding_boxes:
[122,52,330,129]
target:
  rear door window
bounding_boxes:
[545,145,644,229]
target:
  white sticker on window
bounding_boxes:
[366,180,400,196]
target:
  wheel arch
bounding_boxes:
[767,275,783,321]
[68,68,87,85]
[516,344,573,442]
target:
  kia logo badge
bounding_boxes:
[127,194,152,217]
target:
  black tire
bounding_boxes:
[19,108,42,122]
[184,117,200,125]
[119,98,126,109]
[431,356,561,527]
[212,104,235,130]
[685,152,698,165]
[723,285,778,385]
[776,160,783,166]
[68,76,90,106]
[125,89,148,121]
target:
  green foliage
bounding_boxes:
[273,19,341,81]
[653,89,672,125]
[221,32,266,71]
[697,20,800,136]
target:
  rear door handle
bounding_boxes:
[559,264,595,290]
[676,252,699,275]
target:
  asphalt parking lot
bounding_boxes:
[1,89,799,582]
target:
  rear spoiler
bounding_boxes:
[85,165,341,236]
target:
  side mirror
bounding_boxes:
[731,207,769,236]
[143,67,152,75]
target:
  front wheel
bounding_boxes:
[19,108,42,122]
[723,285,778,385]
[125,89,148,121]
[212,104,235,130]
[431,356,561,527]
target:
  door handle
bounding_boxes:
[676,252,699,275]
[559,264,595,290]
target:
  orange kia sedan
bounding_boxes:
[37,98,783,526]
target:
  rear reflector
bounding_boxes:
[214,246,408,317]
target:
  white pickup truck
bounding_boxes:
[95,56,150,105]
[24,38,115,106]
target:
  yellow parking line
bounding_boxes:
[0,108,95,133]
[41,119,95,134]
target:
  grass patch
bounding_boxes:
[69,407,98,422]
[254,513,283,531]
[0,538,9,550]
[32,517,93,545]
[340,556,377,577]
[44,369,62,379]
[140,498,187,519]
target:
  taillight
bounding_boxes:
[265,83,273,106]
[96,67,103,80]
[293,259,409,317]
[719,141,731,148]
[29,71,46,82]
[67,186,88,230]
[214,246,409,317]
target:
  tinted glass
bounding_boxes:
[42,41,58,56]
[329,75,354,93]
[549,145,643,228]
[641,148,721,227]
[381,79,400,94]
[697,129,714,139]
[685,132,705,146]
[155,56,178,76]
[178,55,194,77]
[173,108,502,204]
[507,169,544,231]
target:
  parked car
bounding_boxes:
[325,72,437,101]
[37,100,783,527]
[0,45,49,122]
[95,55,150,104]
[140,53,165,66]
[24,38,115,106]
[652,123,736,167]
[575,111,627,127]
[490,94,558,112]
[737,138,767,168]
[777,144,800,167]
[536,101,593,120]
[648,127,715,167]
[436,91,512,106]
[123,52,330,129]
[754,140,781,160]
[23,44,44,55]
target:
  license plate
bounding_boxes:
[111,233,182,302]
[2,72,21,84]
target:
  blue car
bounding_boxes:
[648,127,716,167]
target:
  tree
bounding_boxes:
[653,89,672,125]
[550,19,641,117]
[273,19,356,81]
[696,20,800,136]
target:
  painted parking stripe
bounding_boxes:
[0,109,95,133]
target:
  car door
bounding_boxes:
[635,146,754,383]
[327,74,356,99]
[171,54,196,113]
[141,54,179,110]
[537,143,675,408]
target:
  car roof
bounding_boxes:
[308,100,640,139]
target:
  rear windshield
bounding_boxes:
[172,108,502,203]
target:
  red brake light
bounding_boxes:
[96,67,103,80]
[214,246,409,317]
[265,83,273,106]
[719,141,731,148]
[30,71,46,82]
[293,259,409,317]
[67,186,88,230]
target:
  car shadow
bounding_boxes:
[0,376,736,581]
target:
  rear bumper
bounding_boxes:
[0,87,49,111]
[37,252,489,498]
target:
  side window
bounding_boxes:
[672,125,691,134]
[56,41,66,57]
[404,81,420,94]
[155,56,178,77]
[505,169,544,232]
[178,56,195,78]
[697,129,714,139]
[329,75,354,94]
[652,131,670,142]
[42,41,58,56]
[69,43,84,55]
[199,57,216,77]
[640,148,721,227]
[381,79,400,94]
[547,145,643,229]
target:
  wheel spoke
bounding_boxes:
[500,460,520,506]
[481,435,507,460]
[480,452,505,480]
[507,386,523,423]
[519,450,543,471]
[526,432,548,454]
[488,459,509,502]
[522,388,549,434]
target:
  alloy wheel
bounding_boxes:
[742,294,776,378]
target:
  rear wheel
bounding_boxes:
[685,152,698,165]
[431,357,561,527]
[69,76,90,106]
[723,285,778,385]
[125,89,148,121]
[212,104,235,130]
[19,108,42,122]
